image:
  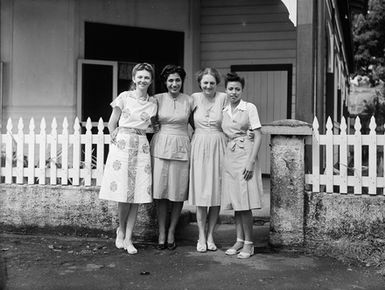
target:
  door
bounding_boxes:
[77,59,118,126]
[231,64,292,174]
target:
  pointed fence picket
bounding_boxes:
[305,116,385,195]
[0,117,111,186]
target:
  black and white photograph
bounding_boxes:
[1,0,385,289]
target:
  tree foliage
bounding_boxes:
[352,0,385,85]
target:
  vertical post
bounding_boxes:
[39,118,47,185]
[296,0,315,123]
[50,118,58,185]
[16,118,24,184]
[263,120,312,247]
[84,117,92,186]
[5,118,13,184]
[72,117,81,186]
[27,118,36,184]
[353,117,362,195]
[96,118,105,186]
[61,117,69,185]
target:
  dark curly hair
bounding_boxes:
[224,72,245,89]
[160,65,186,84]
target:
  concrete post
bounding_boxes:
[262,119,312,247]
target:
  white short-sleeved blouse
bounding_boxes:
[111,91,157,130]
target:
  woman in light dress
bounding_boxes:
[99,63,157,255]
[189,68,228,252]
[221,72,263,259]
[151,65,192,250]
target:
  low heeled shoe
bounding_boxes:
[237,241,254,259]
[207,242,217,251]
[167,241,177,251]
[123,240,138,255]
[196,241,207,253]
[225,239,244,256]
[115,228,124,249]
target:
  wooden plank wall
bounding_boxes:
[200,0,297,116]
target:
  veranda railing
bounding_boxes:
[305,116,385,195]
[0,117,109,186]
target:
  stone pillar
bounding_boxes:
[262,120,312,247]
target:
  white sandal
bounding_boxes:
[225,238,244,256]
[237,241,254,259]
[207,241,217,251]
[115,228,124,249]
[196,241,207,253]
[123,240,138,255]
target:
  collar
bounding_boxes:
[223,100,247,112]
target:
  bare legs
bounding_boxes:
[226,210,254,258]
[225,212,245,255]
[239,210,253,253]
[156,199,168,245]
[117,202,139,254]
[196,206,220,250]
[156,199,183,247]
[168,201,183,244]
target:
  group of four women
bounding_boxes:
[99,63,263,259]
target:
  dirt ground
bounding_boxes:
[1,223,385,290]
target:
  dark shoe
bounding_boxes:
[156,243,167,250]
[167,241,177,250]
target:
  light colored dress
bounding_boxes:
[221,100,263,211]
[188,92,227,206]
[99,91,157,203]
[150,93,192,201]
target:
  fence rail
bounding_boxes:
[0,117,110,186]
[3,115,385,195]
[305,116,385,195]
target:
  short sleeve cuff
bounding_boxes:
[248,103,262,130]
[110,92,126,110]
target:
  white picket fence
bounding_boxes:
[2,115,385,195]
[0,117,110,186]
[305,116,385,195]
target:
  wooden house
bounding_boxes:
[0,0,366,173]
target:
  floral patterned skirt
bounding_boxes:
[99,132,152,203]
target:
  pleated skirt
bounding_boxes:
[152,157,189,201]
[188,131,227,206]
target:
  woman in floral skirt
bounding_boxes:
[99,63,157,255]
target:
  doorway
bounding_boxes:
[231,64,293,175]
[79,22,184,123]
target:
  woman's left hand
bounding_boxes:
[243,161,255,181]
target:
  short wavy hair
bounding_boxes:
[196,67,221,87]
[132,63,155,80]
[224,72,245,89]
[160,65,186,84]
